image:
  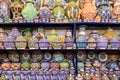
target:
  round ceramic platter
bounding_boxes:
[98,52,108,62]
[88,51,96,60]
[32,51,43,62]
[20,51,31,62]
[8,51,19,62]
[77,51,86,61]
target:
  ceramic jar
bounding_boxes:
[76,32,87,49]
[60,61,70,70]
[110,37,120,49]
[50,61,59,70]
[8,51,19,62]
[104,28,118,41]
[15,36,27,49]
[9,27,21,39]
[21,61,30,70]
[20,51,31,62]
[96,36,108,49]
[53,6,65,22]
[53,52,64,62]
[11,63,21,70]
[41,61,50,70]
[65,29,74,49]
[32,51,43,62]
[39,37,49,49]
[39,5,52,22]
[21,0,38,21]
[0,28,7,48]
[28,36,39,49]
[4,36,15,49]
[81,0,97,21]
[87,37,96,49]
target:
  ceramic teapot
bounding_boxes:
[39,4,52,22]
[96,36,108,49]
[4,36,15,49]
[21,0,38,21]
[15,36,27,49]
[28,36,39,49]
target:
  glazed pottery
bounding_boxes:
[77,62,84,69]
[31,62,40,70]
[39,5,52,22]
[11,63,21,70]
[96,36,108,49]
[4,36,15,49]
[21,61,30,70]
[65,29,74,49]
[107,61,118,69]
[0,28,7,48]
[39,37,49,49]
[21,0,38,21]
[77,51,86,61]
[41,61,50,70]
[81,0,97,21]
[15,36,27,49]
[110,37,120,49]
[104,28,118,41]
[50,61,59,70]
[35,27,45,40]
[43,52,52,62]
[32,51,43,62]
[1,59,11,70]
[20,51,31,62]
[53,52,64,62]
[64,51,74,60]
[8,51,19,62]
[90,30,99,40]
[30,70,37,80]
[14,70,21,80]
[88,51,96,60]
[23,28,32,41]
[87,37,96,49]
[28,36,39,49]
[60,61,70,70]
[21,70,30,80]
[9,27,21,39]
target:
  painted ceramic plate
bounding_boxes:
[44,52,52,62]
[32,51,43,62]
[53,52,64,62]
[8,51,19,62]
[20,51,31,62]
[64,51,74,60]
[0,52,7,60]
[77,51,86,61]
[98,52,108,62]
[88,51,96,60]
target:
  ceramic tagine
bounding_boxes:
[15,36,27,49]
[39,37,49,49]
[103,27,118,41]
[4,36,15,49]
[21,0,38,21]
[28,36,39,49]
[9,27,21,39]
[65,29,74,49]
[81,0,97,21]
[53,5,65,22]
[39,3,52,22]
[110,37,120,49]
[96,36,108,49]
[76,26,87,49]
[0,28,7,48]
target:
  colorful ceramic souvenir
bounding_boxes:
[8,51,19,62]
[50,61,59,70]
[28,36,39,49]
[77,51,86,61]
[32,51,43,62]
[81,0,97,21]
[11,63,21,70]
[1,59,11,70]
[43,52,52,62]
[64,51,74,60]
[0,28,7,48]
[93,60,101,67]
[31,62,40,70]
[77,62,84,70]
[53,6,65,22]
[96,36,108,49]
[35,27,45,40]
[41,61,50,70]
[10,0,23,21]
[60,61,70,70]
[65,29,74,49]
[0,53,7,60]
[9,27,21,39]
[4,36,15,49]
[23,28,32,41]
[110,37,120,49]
[104,28,118,41]
[53,52,64,62]
[20,51,31,62]
[15,36,27,49]
[90,30,99,40]
[39,37,49,49]
[88,51,96,60]
[107,61,118,69]
[39,4,52,22]
[21,61,30,70]
[21,0,38,21]
[87,37,96,49]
